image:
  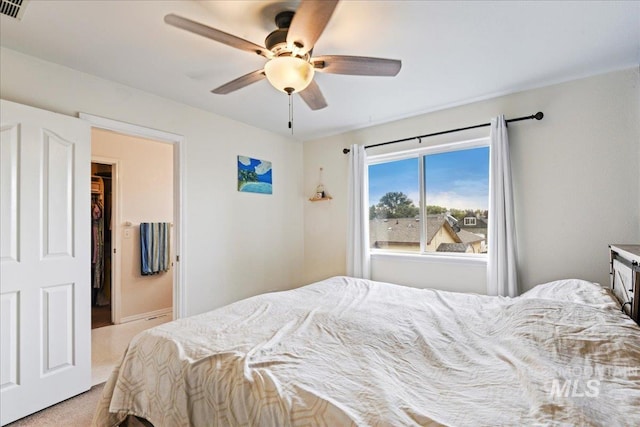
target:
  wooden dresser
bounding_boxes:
[609,244,640,324]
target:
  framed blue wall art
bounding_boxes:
[237,155,273,195]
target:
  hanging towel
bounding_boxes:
[140,222,170,275]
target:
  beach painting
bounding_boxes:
[238,155,273,194]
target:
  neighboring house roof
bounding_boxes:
[457,229,485,244]
[369,215,463,246]
[370,217,421,245]
[436,243,472,253]
[426,216,461,244]
[444,214,460,230]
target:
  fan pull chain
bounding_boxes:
[288,92,293,134]
[285,87,294,134]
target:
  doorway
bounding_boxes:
[80,112,184,321]
[87,118,183,385]
[90,128,176,327]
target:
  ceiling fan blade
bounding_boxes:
[211,69,266,95]
[313,55,401,76]
[287,0,339,55]
[299,80,328,110]
[164,14,271,58]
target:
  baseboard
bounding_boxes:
[119,307,173,324]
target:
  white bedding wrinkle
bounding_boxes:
[93,276,640,427]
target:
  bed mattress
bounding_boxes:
[94,276,640,426]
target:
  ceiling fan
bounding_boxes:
[164,0,401,111]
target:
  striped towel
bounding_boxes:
[140,222,170,275]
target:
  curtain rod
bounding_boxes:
[342,112,544,154]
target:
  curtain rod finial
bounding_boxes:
[534,112,544,120]
[343,148,351,154]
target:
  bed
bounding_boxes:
[93,276,640,426]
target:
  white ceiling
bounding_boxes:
[1,1,638,141]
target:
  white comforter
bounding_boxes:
[93,277,640,426]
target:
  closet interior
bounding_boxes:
[91,163,113,329]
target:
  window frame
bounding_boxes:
[366,137,490,261]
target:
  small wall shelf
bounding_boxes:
[309,196,333,202]
[309,167,331,202]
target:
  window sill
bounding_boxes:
[370,251,488,266]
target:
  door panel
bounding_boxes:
[0,291,19,390]
[0,124,19,264]
[42,130,75,258]
[42,283,75,374]
[0,100,90,425]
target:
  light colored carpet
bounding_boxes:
[6,383,151,427]
[7,383,105,427]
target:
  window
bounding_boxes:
[368,157,420,253]
[367,139,490,256]
[464,217,477,226]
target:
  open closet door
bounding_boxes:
[0,100,91,424]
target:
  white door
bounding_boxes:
[0,100,91,425]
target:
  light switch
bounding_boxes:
[124,228,131,239]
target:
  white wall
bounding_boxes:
[1,47,305,316]
[3,47,637,302]
[303,67,640,293]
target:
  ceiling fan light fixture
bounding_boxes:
[264,56,314,94]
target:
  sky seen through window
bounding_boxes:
[368,147,489,212]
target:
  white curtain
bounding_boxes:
[346,144,371,279]
[487,115,518,297]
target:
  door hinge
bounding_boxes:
[113,248,116,254]
[176,255,180,262]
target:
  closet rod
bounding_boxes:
[342,112,543,154]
